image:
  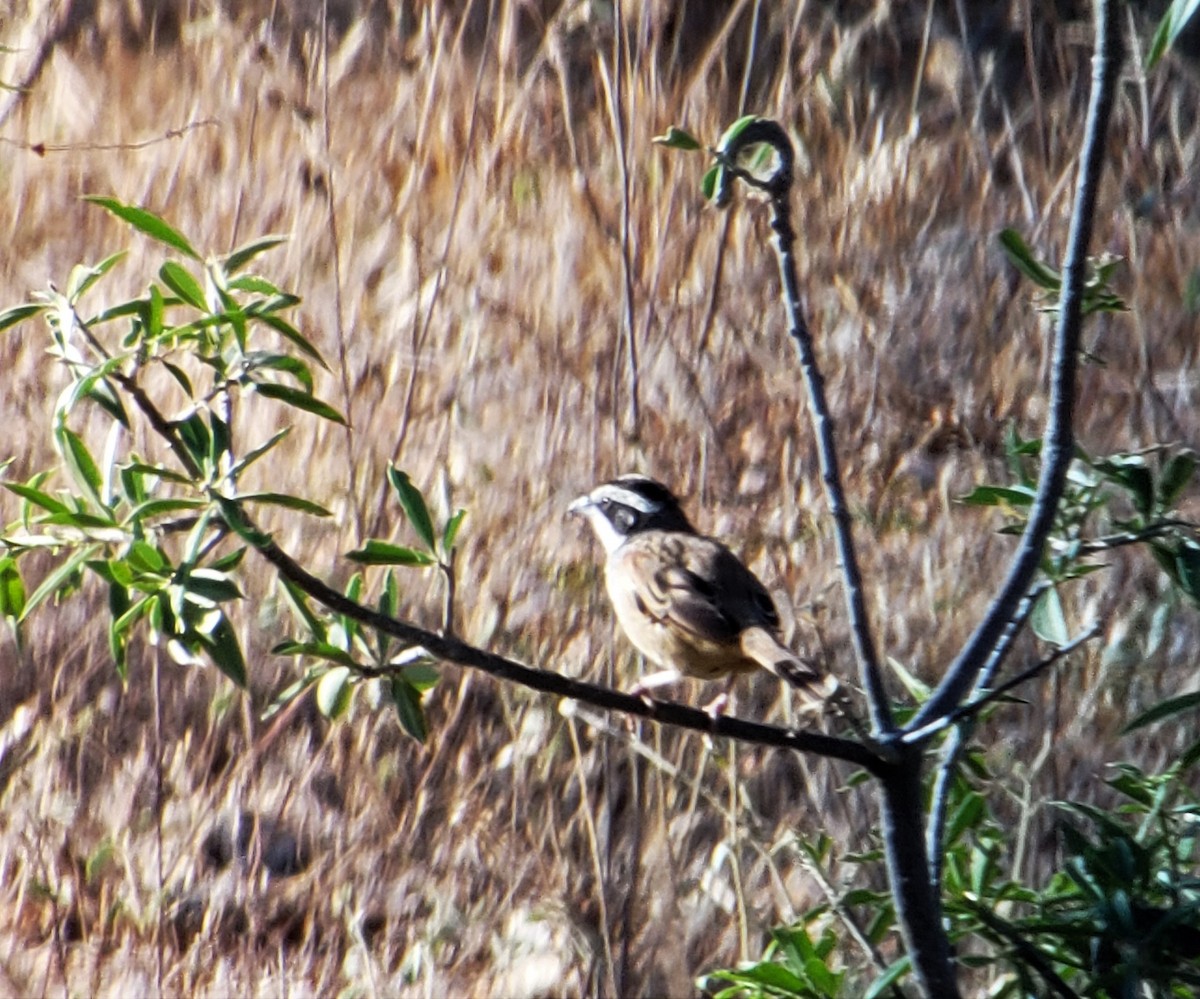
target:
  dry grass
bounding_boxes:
[1,1,1199,995]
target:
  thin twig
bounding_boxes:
[905,622,1102,746]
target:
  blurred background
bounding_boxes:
[1,1,1199,994]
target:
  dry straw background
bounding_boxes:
[1,0,1199,995]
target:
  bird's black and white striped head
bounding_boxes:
[568,474,695,553]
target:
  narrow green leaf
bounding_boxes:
[701,164,721,203]
[1030,587,1069,645]
[159,261,207,311]
[242,351,314,393]
[442,509,466,555]
[716,114,760,151]
[128,497,207,521]
[346,540,436,567]
[652,126,701,151]
[378,570,399,618]
[56,428,105,505]
[174,412,211,467]
[272,639,360,669]
[202,613,247,686]
[223,235,287,274]
[316,666,353,719]
[389,676,428,742]
[387,468,436,551]
[958,484,1037,507]
[227,275,284,296]
[66,251,127,303]
[84,196,200,259]
[3,482,71,515]
[180,568,242,603]
[863,956,913,999]
[0,303,48,333]
[238,492,332,517]
[256,313,327,367]
[1146,0,1200,70]
[19,544,100,622]
[252,382,346,424]
[998,228,1062,289]
[230,428,291,478]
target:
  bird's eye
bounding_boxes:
[613,507,639,533]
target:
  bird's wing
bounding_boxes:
[624,536,776,644]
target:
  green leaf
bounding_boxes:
[1030,587,1069,645]
[389,676,428,742]
[0,557,26,619]
[222,235,287,274]
[66,251,126,302]
[230,428,291,477]
[716,114,760,151]
[316,666,353,719]
[442,509,466,555]
[180,568,242,603]
[1158,450,1198,509]
[346,540,436,567]
[1094,455,1154,516]
[84,196,200,259]
[3,482,71,516]
[1124,690,1200,734]
[202,613,247,686]
[1146,0,1200,70]
[272,639,360,669]
[56,427,105,507]
[863,955,913,999]
[701,164,721,203]
[256,313,327,366]
[652,126,702,151]
[400,662,439,691]
[1176,541,1200,603]
[886,656,931,701]
[387,467,436,551]
[238,492,332,517]
[159,261,207,311]
[252,383,346,424]
[998,228,1062,290]
[958,484,1037,507]
[128,497,207,521]
[20,544,100,621]
[0,303,48,333]
[242,351,314,393]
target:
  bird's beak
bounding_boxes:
[567,494,592,518]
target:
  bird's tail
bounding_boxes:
[739,627,871,738]
[740,627,837,706]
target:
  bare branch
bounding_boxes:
[715,118,892,737]
[909,0,1122,732]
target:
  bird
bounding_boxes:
[568,473,835,709]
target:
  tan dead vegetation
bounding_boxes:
[1,0,1199,995]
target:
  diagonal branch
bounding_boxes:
[909,0,1121,732]
[223,499,888,773]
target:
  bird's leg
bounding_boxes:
[629,668,682,702]
[702,675,737,720]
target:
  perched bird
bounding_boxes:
[569,474,834,707]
